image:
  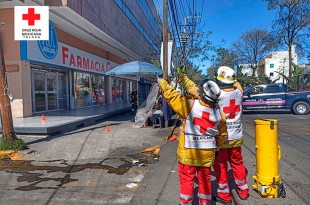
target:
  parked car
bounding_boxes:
[242,83,310,115]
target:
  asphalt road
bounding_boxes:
[240,111,310,205]
[130,111,310,205]
[0,111,309,205]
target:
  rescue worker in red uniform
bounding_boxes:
[213,66,249,204]
[157,77,227,205]
[177,66,249,204]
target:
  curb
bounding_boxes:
[0,150,22,160]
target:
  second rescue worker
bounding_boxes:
[213,66,249,204]
[157,76,227,205]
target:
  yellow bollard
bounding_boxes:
[253,119,283,198]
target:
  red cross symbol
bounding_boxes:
[22,8,40,26]
[193,112,216,134]
[223,99,240,119]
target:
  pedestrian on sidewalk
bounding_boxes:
[157,76,227,205]
[177,66,249,204]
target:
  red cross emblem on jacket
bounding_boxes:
[193,112,216,134]
[223,99,240,119]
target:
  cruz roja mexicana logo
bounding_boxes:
[14,6,49,41]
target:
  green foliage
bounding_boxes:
[232,28,277,77]
[210,48,239,69]
[151,60,161,68]
[275,64,310,91]
[206,66,216,80]
[263,0,310,76]
[0,138,26,151]
[185,62,207,86]
[236,66,275,88]
[172,30,215,73]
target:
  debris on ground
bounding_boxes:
[141,145,160,156]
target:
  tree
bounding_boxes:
[263,0,310,77]
[171,29,214,75]
[236,65,276,88]
[0,32,16,140]
[232,28,277,77]
[206,47,239,80]
[185,62,207,85]
[275,63,309,91]
[0,32,25,150]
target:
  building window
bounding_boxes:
[270,72,274,77]
[74,72,106,108]
[270,64,274,68]
[112,79,125,102]
[114,0,159,52]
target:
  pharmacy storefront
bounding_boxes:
[21,22,117,113]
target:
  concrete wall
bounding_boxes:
[0,8,129,117]
[66,0,160,61]
[0,8,32,117]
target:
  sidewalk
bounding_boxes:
[0,112,173,205]
[0,102,131,135]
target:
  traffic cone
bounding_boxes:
[105,124,111,133]
[168,134,178,141]
[41,114,46,122]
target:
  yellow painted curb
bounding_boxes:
[0,150,24,160]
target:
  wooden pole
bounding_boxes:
[163,0,168,80]
[0,32,16,140]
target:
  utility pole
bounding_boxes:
[0,31,17,140]
[163,0,168,80]
[179,15,201,74]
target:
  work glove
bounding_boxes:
[177,65,186,76]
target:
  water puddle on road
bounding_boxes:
[0,147,159,191]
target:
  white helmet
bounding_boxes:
[217,66,236,84]
[200,80,221,103]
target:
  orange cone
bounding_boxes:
[41,114,46,122]
[105,124,111,133]
[169,134,178,141]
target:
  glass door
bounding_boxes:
[33,71,46,112]
[58,74,68,110]
[47,72,57,110]
[32,69,68,113]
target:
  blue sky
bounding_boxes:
[199,0,278,69]
[202,0,277,48]
[154,0,279,69]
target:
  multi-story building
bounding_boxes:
[239,46,298,83]
[0,0,162,117]
[262,47,298,83]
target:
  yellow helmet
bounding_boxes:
[217,66,236,84]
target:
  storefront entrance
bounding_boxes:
[32,69,69,113]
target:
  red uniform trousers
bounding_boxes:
[178,163,212,205]
[213,147,249,202]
